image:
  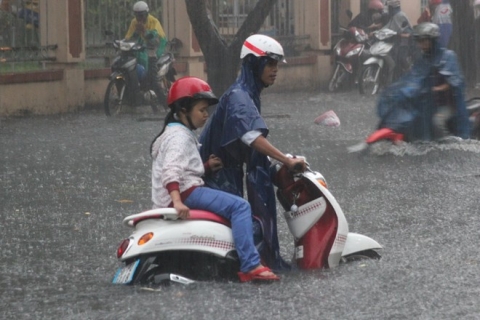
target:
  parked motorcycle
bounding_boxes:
[358,28,398,95]
[112,156,382,286]
[104,39,176,116]
[328,27,368,92]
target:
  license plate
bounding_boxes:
[112,260,140,284]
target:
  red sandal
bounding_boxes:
[237,266,280,282]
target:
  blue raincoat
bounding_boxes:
[376,38,470,141]
[199,56,290,271]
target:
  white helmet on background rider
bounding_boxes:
[133,1,149,13]
[412,22,440,40]
[240,34,287,63]
[386,0,401,8]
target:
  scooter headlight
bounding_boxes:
[317,178,328,188]
[335,46,342,56]
[346,47,362,57]
[157,64,170,77]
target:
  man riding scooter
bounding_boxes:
[359,22,469,147]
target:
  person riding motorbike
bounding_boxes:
[382,0,413,85]
[348,0,386,33]
[150,76,279,282]
[364,22,469,144]
[199,34,306,272]
[125,1,168,104]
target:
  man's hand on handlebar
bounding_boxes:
[286,158,306,173]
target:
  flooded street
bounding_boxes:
[1,90,480,320]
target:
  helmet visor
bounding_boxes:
[192,91,219,106]
[265,51,286,63]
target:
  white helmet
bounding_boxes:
[133,1,149,13]
[412,22,440,39]
[386,0,401,7]
[240,34,286,63]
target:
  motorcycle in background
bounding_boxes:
[104,38,177,116]
[328,27,369,92]
[358,28,397,95]
[112,156,382,286]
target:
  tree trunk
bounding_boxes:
[185,0,278,96]
[450,1,477,88]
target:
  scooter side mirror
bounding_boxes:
[346,9,353,21]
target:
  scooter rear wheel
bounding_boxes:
[359,65,380,95]
[104,79,126,116]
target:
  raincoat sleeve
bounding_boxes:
[125,19,137,40]
[219,89,268,148]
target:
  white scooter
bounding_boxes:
[358,28,398,95]
[112,156,382,286]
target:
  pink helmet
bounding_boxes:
[369,0,384,10]
[429,0,442,5]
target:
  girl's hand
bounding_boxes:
[173,200,190,219]
[208,154,224,172]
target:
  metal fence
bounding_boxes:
[84,0,163,61]
[0,0,57,67]
[0,0,305,69]
[206,0,306,56]
[84,0,298,57]
[208,0,295,37]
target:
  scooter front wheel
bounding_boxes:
[341,249,381,263]
[359,65,380,95]
[328,65,345,92]
[104,79,126,116]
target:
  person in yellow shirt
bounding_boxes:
[125,1,167,71]
[125,1,168,106]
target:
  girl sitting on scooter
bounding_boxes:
[150,76,279,282]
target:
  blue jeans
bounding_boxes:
[184,187,260,273]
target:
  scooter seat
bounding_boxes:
[130,209,231,227]
[188,210,231,227]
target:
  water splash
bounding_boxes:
[370,138,480,156]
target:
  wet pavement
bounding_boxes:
[1,90,480,320]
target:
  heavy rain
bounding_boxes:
[2,89,480,319]
[2,0,480,319]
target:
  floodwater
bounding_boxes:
[1,91,480,320]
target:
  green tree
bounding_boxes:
[184,0,278,95]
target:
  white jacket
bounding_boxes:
[151,123,204,208]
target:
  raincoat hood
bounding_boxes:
[237,55,272,108]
